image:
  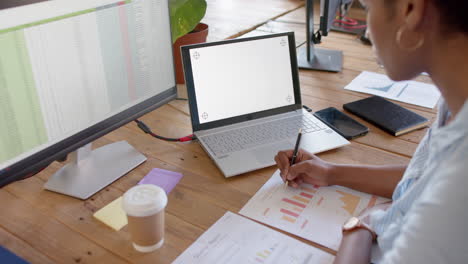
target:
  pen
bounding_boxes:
[285,128,302,186]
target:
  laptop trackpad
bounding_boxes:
[251,140,293,164]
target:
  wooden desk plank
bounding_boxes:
[276,2,367,24]
[202,0,304,41]
[238,29,306,47]
[275,6,306,24]
[0,189,128,264]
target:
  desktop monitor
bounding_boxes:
[0,0,177,199]
[297,0,343,72]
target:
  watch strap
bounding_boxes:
[343,217,377,241]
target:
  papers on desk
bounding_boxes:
[344,71,440,109]
[93,196,127,231]
[94,168,183,231]
[173,211,334,264]
[240,170,389,251]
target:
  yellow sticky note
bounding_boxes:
[93,196,128,231]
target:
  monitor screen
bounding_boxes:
[0,0,176,187]
[0,0,47,10]
[188,35,296,125]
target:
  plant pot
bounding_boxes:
[173,23,209,84]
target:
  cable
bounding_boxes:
[333,15,367,30]
[302,105,313,113]
[134,119,195,142]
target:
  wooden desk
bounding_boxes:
[1,1,437,263]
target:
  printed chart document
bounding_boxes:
[344,71,440,108]
[172,211,334,264]
[239,170,389,251]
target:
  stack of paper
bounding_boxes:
[344,71,440,108]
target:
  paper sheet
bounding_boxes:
[172,211,334,264]
[344,71,440,108]
[138,168,183,194]
[93,196,127,231]
[239,170,390,251]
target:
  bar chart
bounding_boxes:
[240,170,390,250]
[255,248,273,263]
[279,186,317,226]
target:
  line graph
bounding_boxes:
[366,83,395,93]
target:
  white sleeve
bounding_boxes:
[379,160,468,264]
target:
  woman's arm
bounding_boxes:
[333,229,374,264]
[275,149,407,199]
[329,164,406,198]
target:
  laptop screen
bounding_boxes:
[187,35,297,125]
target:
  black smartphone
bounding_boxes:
[314,107,368,140]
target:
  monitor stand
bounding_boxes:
[297,0,342,72]
[297,45,343,72]
[44,141,146,200]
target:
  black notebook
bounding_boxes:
[343,96,429,136]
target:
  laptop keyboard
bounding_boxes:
[201,114,328,157]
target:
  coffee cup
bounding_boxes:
[122,184,167,252]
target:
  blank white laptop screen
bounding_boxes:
[188,36,296,124]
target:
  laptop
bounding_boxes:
[181,32,349,177]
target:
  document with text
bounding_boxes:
[173,211,334,264]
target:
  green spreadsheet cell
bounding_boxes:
[0,31,47,164]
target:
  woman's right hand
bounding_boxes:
[274,149,334,188]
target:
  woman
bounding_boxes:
[275,0,468,263]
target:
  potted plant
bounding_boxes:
[170,0,208,84]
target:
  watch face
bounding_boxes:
[343,217,360,230]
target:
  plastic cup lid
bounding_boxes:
[122,184,167,217]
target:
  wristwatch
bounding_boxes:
[342,217,377,241]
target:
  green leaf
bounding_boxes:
[169,0,207,42]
